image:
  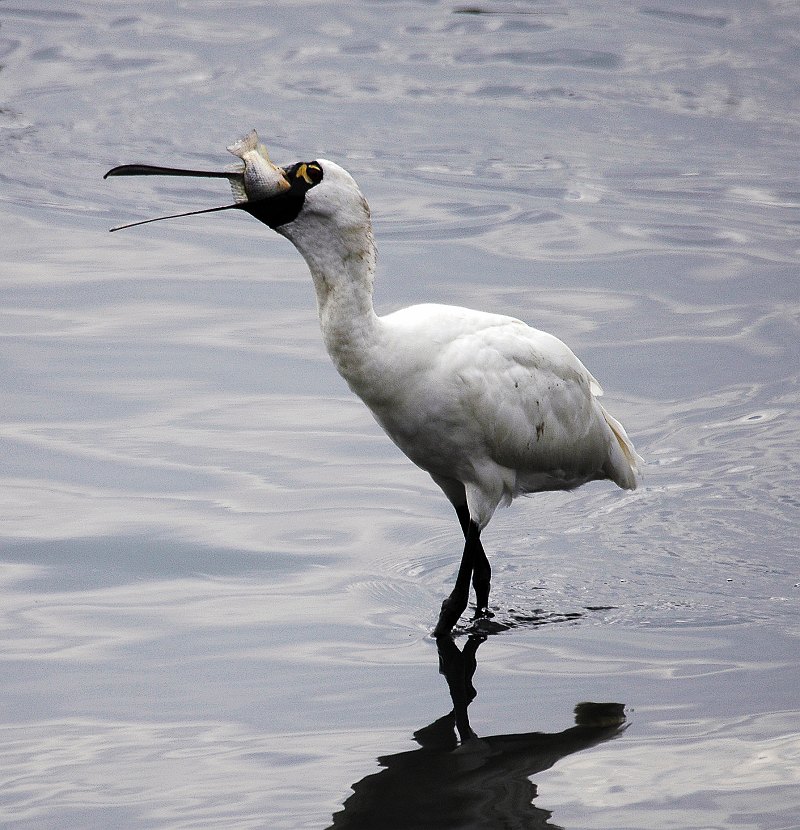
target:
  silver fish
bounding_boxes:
[226,129,290,202]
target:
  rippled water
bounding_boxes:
[1,2,798,828]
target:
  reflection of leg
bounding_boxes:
[461,633,485,703]
[435,635,484,743]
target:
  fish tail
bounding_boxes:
[227,129,260,159]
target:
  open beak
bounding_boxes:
[103,163,248,232]
[105,156,321,232]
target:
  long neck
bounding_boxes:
[280,214,380,378]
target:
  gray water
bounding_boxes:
[1,2,798,828]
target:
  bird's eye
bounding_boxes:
[295,161,323,186]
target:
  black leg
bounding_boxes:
[433,526,475,635]
[472,543,492,617]
[454,506,492,619]
[434,506,492,635]
[454,504,471,537]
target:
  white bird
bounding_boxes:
[105,132,642,636]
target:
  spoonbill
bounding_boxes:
[105,131,641,635]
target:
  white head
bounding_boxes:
[272,160,375,286]
[275,159,370,237]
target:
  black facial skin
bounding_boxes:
[245,161,324,229]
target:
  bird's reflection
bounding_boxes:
[328,634,626,829]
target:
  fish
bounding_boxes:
[226,129,290,202]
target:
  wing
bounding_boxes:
[438,317,610,473]
[367,304,639,498]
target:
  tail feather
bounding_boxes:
[600,405,643,490]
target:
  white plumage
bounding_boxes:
[106,140,641,635]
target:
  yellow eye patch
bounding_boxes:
[295,162,323,185]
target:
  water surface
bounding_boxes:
[1,1,798,828]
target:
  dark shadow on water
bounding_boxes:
[453,602,618,636]
[327,634,626,829]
